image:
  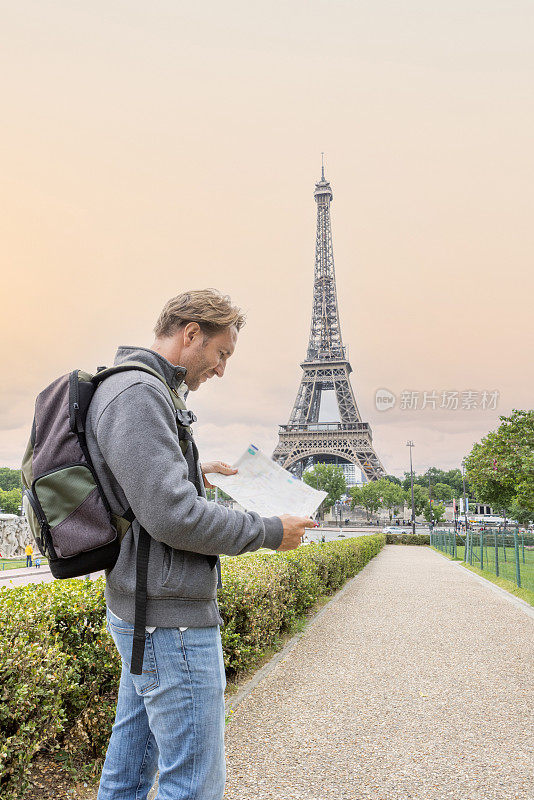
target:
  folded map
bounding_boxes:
[204,444,327,518]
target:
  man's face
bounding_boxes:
[182,324,238,391]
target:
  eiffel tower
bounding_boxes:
[272,162,385,483]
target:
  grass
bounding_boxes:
[431,546,534,607]
[451,542,533,592]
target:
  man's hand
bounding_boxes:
[277,514,315,551]
[201,461,237,489]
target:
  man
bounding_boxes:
[86,289,312,800]
[25,542,33,568]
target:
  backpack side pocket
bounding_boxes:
[33,463,118,559]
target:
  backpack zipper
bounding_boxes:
[23,488,52,557]
[24,487,47,528]
[69,370,81,432]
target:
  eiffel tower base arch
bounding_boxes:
[272,427,384,482]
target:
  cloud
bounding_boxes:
[0,427,30,469]
[0,385,37,434]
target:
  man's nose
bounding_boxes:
[214,361,225,378]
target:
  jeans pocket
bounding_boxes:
[107,612,159,695]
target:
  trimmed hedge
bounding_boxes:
[0,580,121,798]
[386,533,430,545]
[0,534,383,797]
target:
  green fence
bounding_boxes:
[431,528,534,593]
[0,558,49,571]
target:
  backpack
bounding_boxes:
[21,361,216,673]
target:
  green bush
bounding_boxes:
[0,579,121,798]
[0,534,383,796]
[0,615,69,797]
[386,533,430,545]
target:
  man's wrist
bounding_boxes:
[262,516,284,550]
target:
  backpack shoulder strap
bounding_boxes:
[91,361,169,392]
[93,362,193,419]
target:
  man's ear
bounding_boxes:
[183,321,201,346]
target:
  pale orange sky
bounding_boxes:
[1,1,533,477]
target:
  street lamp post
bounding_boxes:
[428,476,434,532]
[407,441,416,536]
[461,459,469,561]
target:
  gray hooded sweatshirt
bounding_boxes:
[85,346,284,628]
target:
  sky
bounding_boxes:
[1,1,533,478]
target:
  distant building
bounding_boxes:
[303,461,365,489]
[444,501,493,522]
[339,462,366,487]
[471,503,493,516]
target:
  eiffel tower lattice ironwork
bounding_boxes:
[272,164,385,482]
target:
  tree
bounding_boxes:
[465,431,515,512]
[383,474,402,487]
[0,468,21,492]
[465,410,534,518]
[507,498,532,527]
[410,485,428,517]
[0,488,22,515]
[401,472,413,492]
[348,485,362,510]
[432,483,453,504]
[442,469,464,496]
[205,486,232,502]
[402,467,466,496]
[423,500,445,524]
[349,481,381,520]
[379,479,405,521]
[303,464,346,514]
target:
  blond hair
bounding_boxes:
[154,289,246,338]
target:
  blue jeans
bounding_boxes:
[98,608,226,800]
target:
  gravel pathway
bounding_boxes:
[223,545,533,800]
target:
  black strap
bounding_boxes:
[189,437,222,587]
[183,441,200,491]
[130,526,151,675]
[177,427,193,444]
[123,507,135,524]
[186,438,220,584]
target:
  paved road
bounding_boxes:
[223,546,533,800]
